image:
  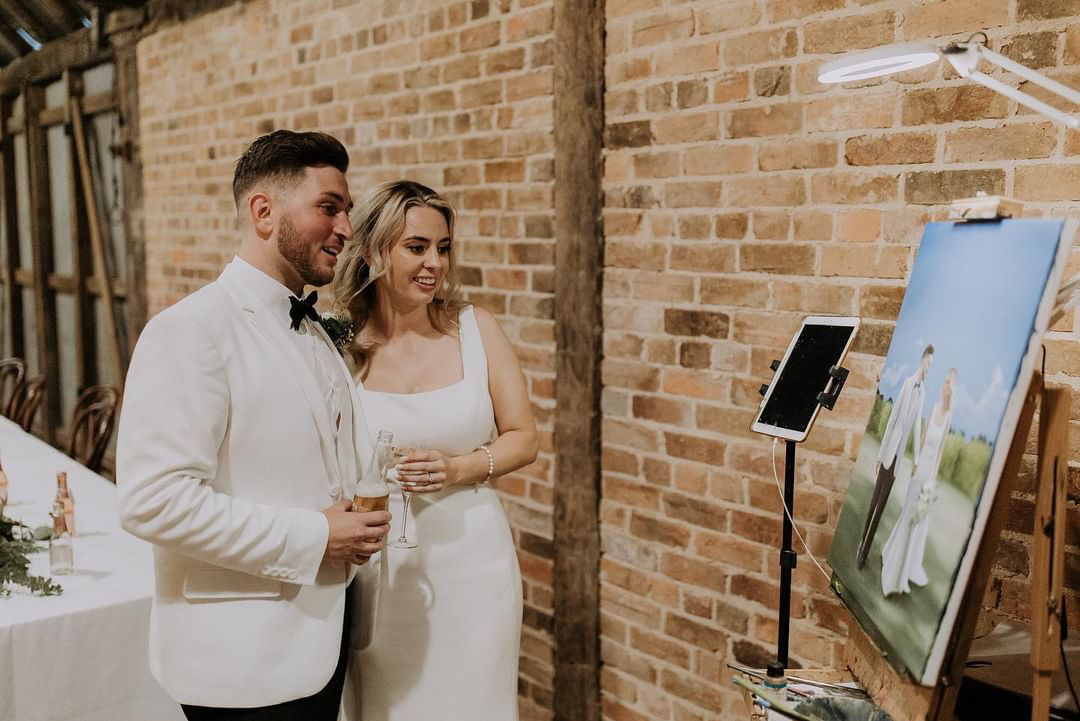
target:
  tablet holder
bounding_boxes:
[757,362,850,682]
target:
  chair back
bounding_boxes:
[66,385,120,473]
[17,375,45,432]
[0,358,25,418]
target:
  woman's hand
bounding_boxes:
[395,448,459,493]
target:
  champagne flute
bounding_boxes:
[389,441,418,549]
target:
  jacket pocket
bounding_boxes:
[182,568,283,601]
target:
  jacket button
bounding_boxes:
[287,570,298,580]
[329,487,341,500]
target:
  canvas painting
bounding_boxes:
[828,218,1074,686]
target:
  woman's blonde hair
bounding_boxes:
[332,180,466,371]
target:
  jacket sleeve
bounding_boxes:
[116,310,330,586]
[878,376,908,463]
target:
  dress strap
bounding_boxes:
[459,305,489,387]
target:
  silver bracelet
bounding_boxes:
[477,444,494,486]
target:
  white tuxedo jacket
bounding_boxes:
[117,259,372,708]
[878,372,924,471]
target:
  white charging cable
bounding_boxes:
[771,437,833,584]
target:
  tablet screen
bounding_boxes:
[756,323,856,434]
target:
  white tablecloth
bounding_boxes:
[0,416,182,721]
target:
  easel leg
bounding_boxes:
[1031,386,1070,721]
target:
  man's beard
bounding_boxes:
[278,213,334,287]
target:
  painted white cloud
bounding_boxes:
[881,361,908,389]
[956,365,1008,418]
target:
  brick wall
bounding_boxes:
[135,0,1080,718]
[602,0,1080,718]
[136,1,557,717]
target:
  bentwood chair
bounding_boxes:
[66,385,120,474]
[16,375,45,433]
[0,358,25,419]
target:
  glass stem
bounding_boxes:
[398,492,413,542]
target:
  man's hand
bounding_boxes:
[322,500,391,566]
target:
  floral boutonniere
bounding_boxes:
[318,313,355,356]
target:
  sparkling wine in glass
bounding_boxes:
[388,442,418,549]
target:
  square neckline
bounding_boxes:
[355,308,468,397]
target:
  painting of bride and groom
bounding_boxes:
[828,218,1073,687]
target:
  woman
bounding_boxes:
[334,180,538,719]
[880,368,958,597]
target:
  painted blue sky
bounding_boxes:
[877,219,1064,440]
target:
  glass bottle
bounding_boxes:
[49,492,73,575]
[353,430,393,513]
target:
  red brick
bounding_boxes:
[759,141,836,171]
[727,176,806,207]
[724,28,798,66]
[811,172,898,204]
[728,103,802,138]
[845,132,936,166]
[664,432,726,464]
[902,86,1009,125]
[803,11,894,54]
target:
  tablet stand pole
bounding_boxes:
[760,364,849,680]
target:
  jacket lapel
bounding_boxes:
[309,321,373,482]
[219,268,343,493]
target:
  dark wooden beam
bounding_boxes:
[0,0,59,43]
[110,24,142,352]
[0,26,108,93]
[66,70,94,391]
[0,21,30,61]
[25,83,61,439]
[0,94,21,358]
[552,2,604,721]
[34,0,88,32]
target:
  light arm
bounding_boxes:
[947,44,1080,129]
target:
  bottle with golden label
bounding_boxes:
[0,451,8,507]
[56,471,75,535]
[353,430,393,513]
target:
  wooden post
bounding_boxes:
[25,83,60,440]
[0,94,22,359]
[553,1,604,720]
[70,93,125,392]
[109,31,146,354]
[1031,386,1069,721]
[64,71,96,396]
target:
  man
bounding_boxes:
[856,343,934,569]
[117,130,389,720]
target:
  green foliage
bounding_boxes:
[0,509,62,596]
[866,393,891,442]
[318,313,354,355]
[937,432,993,501]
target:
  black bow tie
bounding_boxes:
[288,291,319,331]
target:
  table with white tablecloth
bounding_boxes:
[0,416,182,721]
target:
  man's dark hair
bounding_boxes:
[923,343,935,357]
[232,130,349,207]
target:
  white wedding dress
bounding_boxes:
[353,306,522,720]
[880,405,952,596]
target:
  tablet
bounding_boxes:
[751,315,860,442]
